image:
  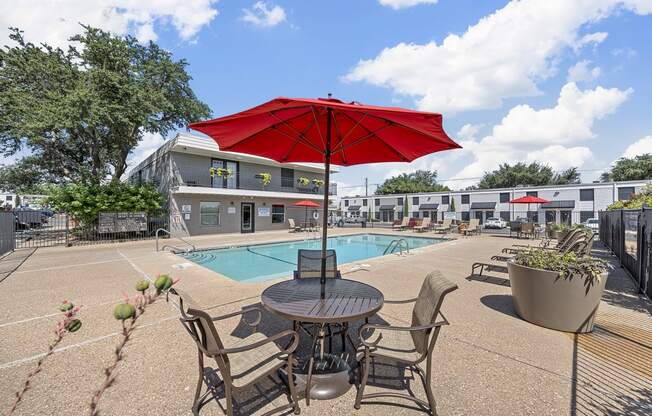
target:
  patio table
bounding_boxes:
[261,278,383,403]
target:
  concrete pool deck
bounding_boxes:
[0,228,650,415]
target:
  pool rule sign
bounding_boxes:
[98,212,148,234]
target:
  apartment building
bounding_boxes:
[339,180,650,225]
[127,133,336,236]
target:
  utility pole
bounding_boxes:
[365,177,368,196]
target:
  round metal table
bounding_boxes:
[261,278,384,403]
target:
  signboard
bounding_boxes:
[227,206,236,214]
[98,212,147,234]
[443,212,457,220]
[258,207,271,217]
[181,205,192,214]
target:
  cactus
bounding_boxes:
[134,280,150,294]
[154,274,173,293]
[59,300,74,312]
[113,303,136,321]
[65,319,82,332]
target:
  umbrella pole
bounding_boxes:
[320,107,332,300]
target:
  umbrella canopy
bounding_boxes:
[189,96,460,298]
[510,196,549,204]
[293,200,321,207]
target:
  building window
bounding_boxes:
[412,211,419,218]
[397,197,403,206]
[363,199,368,206]
[281,168,294,188]
[580,189,594,201]
[500,192,510,203]
[500,211,510,221]
[200,202,220,226]
[486,211,494,219]
[211,159,238,189]
[461,194,470,204]
[374,198,380,206]
[580,211,594,223]
[461,211,470,221]
[618,186,635,201]
[412,196,419,205]
[526,191,538,197]
[271,205,285,223]
[344,200,349,207]
[6,195,12,201]
[375,211,380,220]
[442,195,450,205]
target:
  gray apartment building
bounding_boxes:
[339,180,650,226]
[128,133,335,236]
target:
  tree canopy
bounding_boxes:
[478,163,581,189]
[0,26,211,191]
[375,170,449,195]
[600,154,652,182]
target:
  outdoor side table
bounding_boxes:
[261,278,384,404]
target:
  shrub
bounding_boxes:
[607,184,652,210]
[45,182,165,225]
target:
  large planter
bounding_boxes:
[549,229,569,241]
[507,261,607,333]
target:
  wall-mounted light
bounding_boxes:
[262,202,266,206]
[230,201,234,205]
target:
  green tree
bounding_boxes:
[600,154,652,182]
[449,197,456,212]
[403,195,409,218]
[0,26,211,187]
[375,170,449,195]
[478,162,580,189]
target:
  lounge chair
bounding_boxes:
[287,218,302,233]
[512,228,582,250]
[392,217,409,231]
[169,288,301,416]
[433,218,452,234]
[491,233,593,262]
[463,218,480,236]
[354,271,458,415]
[414,217,431,232]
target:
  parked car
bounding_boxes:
[485,217,507,229]
[582,218,599,232]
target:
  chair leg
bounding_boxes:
[286,354,301,415]
[423,357,438,416]
[341,323,347,353]
[192,350,204,415]
[354,349,370,409]
[224,383,234,416]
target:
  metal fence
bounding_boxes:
[599,208,652,298]
[0,212,15,256]
[12,210,169,249]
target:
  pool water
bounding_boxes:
[179,233,444,282]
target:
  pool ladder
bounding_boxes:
[156,228,196,253]
[383,239,409,256]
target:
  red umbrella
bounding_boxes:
[190,95,460,298]
[509,196,549,222]
[294,200,321,227]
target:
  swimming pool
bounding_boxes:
[179,233,445,282]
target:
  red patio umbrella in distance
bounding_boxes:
[293,199,320,227]
[509,195,549,222]
[189,95,461,299]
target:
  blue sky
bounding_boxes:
[2,0,652,194]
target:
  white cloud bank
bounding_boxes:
[567,60,602,83]
[622,136,652,158]
[345,0,652,113]
[0,0,219,48]
[378,0,438,9]
[242,2,287,27]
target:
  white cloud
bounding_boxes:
[574,32,609,51]
[345,0,652,113]
[567,60,602,83]
[442,83,630,189]
[457,124,482,141]
[126,132,166,173]
[622,136,652,158]
[242,2,287,27]
[0,0,219,49]
[378,0,438,9]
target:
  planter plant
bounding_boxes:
[255,172,272,188]
[508,249,607,333]
[209,167,233,179]
[297,177,310,187]
[312,178,324,189]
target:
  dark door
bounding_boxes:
[474,210,483,224]
[241,203,255,233]
[545,210,556,224]
[560,210,572,226]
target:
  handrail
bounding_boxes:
[156,228,196,252]
[383,239,409,256]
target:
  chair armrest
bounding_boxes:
[216,329,300,355]
[211,307,262,328]
[358,313,449,348]
[383,297,418,304]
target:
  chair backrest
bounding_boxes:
[169,288,229,366]
[421,217,431,227]
[559,229,585,251]
[521,222,535,233]
[401,217,409,226]
[442,218,451,228]
[410,271,458,355]
[467,218,479,230]
[295,249,340,279]
[288,218,296,228]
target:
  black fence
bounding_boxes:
[0,212,15,256]
[11,210,169,249]
[599,208,652,299]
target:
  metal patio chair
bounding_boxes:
[354,271,458,415]
[169,288,301,416]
